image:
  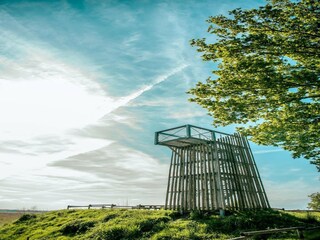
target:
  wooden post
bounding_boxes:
[165,150,174,209]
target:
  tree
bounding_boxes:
[308,192,320,210]
[189,0,320,170]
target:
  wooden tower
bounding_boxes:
[155,124,270,211]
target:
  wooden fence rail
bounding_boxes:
[67,204,165,210]
[229,226,320,240]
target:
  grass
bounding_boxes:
[0,209,319,239]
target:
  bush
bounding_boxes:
[15,214,36,223]
[139,216,170,233]
[303,212,318,224]
[60,220,95,235]
[88,224,140,240]
[103,214,117,222]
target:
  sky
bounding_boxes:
[0,0,318,210]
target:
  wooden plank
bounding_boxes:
[185,147,190,210]
[191,147,195,210]
[169,147,177,209]
[225,137,239,210]
[205,143,215,210]
[219,137,231,209]
[241,227,304,236]
[176,148,183,210]
[196,145,201,210]
[238,134,265,208]
[240,135,262,208]
[225,137,237,210]
[165,151,174,209]
[225,136,242,210]
[183,147,188,211]
[201,143,210,210]
[215,140,225,210]
[229,236,247,240]
[180,147,186,211]
[243,136,270,208]
[231,134,254,209]
[211,142,220,210]
[172,148,180,210]
[233,135,254,209]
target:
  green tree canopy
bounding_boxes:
[308,192,320,210]
[190,0,320,170]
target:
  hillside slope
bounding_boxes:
[0,209,319,239]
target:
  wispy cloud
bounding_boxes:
[253,149,284,154]
[0,143,169,209]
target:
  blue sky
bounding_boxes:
[0,0,318,210]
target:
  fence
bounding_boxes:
[230,226,320,240]
[67,204,164,210]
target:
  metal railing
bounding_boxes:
[155,124,234,145]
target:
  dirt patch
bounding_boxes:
[0,213,25,226]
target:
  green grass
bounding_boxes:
[0,209,319,240]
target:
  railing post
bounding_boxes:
[154,132,159,144]
[211,131,216,141]
[186,125,191,138]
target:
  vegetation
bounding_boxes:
[0,213,26,227]
[308,192,320,210]
[0,209,319,239]
[189,0,320,170]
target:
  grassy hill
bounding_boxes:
[0,209,319,239]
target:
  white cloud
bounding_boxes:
[265,179,319,209]
[0,143,169,209]
[0,78,112,140]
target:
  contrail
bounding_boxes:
[110,64,189,113]
[253,149,284,154]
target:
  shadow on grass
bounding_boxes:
[188,209,320,238]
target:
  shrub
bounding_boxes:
[15,214,36,223]
[139,216,170,233]
[103,214,117,222]
[60,220,95,236]
[88,224,140,240]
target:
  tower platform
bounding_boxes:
[155,124,270,211]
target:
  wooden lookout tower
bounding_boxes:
[155,124,270,211]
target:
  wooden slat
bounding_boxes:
[242,226,304,236]
[223,137,237,210]
[205,143,214,210]
[172,148,180,209]
[168,147,177,209]
[191,145,197,210]
[196,145,201,210]
[242,136,270,208]
[225,137,242,210]
[232,135,256,208]
[165,151,174,209]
